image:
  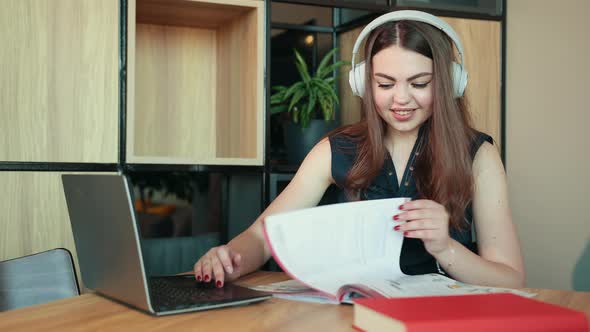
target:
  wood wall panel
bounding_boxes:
[339,25,364,126]
[0,0,119,163]
[444,17,501,146]
[137,0,253,29]
[0,172,103,287]
[132,23,218,160]
[215,7,262,160]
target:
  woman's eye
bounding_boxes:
[377,83,393,89]
[412,82,430,89]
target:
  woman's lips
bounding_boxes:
[391,108,416,121]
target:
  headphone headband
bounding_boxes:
[351,10,465,69]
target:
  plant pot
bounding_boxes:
[283,119,338,165]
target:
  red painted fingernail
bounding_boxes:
[404,231,409,236]
[393,215,400,221]
[196,275,202,281]
[399,205,404,210]
[204,275,210,282]
[394,225,401,231]
[216,280,223,288]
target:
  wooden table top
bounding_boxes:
[0,271,588,331]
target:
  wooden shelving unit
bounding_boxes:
[1,0,505,281]
[127,0,265,165]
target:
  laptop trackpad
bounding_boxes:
[148,275,270,312]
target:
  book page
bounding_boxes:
[248,280,341,304]
[307,258,407,297]
[358,273,535,298]
[263,197,409,298]
[248,279,311,293]
[248,274,534,305]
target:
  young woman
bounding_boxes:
[192,11,525,289]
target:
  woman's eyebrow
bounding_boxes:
[374,72,432,81]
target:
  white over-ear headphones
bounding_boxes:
[348,10,468,98]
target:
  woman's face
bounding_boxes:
[371,44,434,134]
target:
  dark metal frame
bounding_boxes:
[119,0,128,170]
[273,0,391,11]
[500,0,506,161]
[272,0,503,21]
[264,0,272,212]
[271,22,333,33]
[0,163,117,172]
[125,164,264,173]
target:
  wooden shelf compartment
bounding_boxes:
[127,0,265,165]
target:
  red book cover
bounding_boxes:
[353,293,589,332]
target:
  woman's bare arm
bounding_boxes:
[433,142,526,287]
[194,139,334,284]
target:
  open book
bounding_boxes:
[261,198,533,303]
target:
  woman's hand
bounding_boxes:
[393,199,451,255]
[193,245,242,288]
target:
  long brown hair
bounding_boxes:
[331,21,475,231]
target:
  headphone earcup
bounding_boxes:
[451,61,468,97]
[349,61,366,98]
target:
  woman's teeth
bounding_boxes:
[393,109,414,115]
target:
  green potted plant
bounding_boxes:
[270,48,348,164]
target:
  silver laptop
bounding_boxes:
[62,174,271,316]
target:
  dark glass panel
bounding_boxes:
[396,0,502,16]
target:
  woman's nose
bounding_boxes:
[392,84,411,104]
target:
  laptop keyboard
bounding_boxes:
[148,276,235,311]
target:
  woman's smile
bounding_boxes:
[391,108,417,121]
